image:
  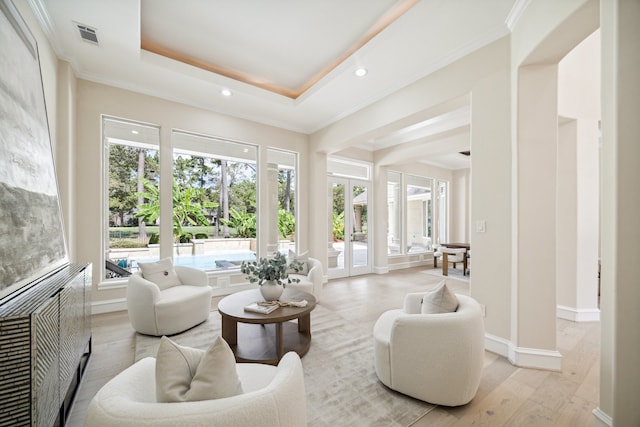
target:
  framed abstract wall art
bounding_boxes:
[0,0,68,303]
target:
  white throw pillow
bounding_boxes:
[288,249,308,262]
[421,281,459,314]
[287,250,309,275]
[138,257,181,290]
[155,336,243,403]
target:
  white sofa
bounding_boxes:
[373,293,485,406]
[84,352,307,427]
[286,257,323,302]
[127,265,212,336]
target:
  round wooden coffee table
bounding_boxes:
[218,288,316,365]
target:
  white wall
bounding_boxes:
[450,168,470,243]
[555,29,600,323]
[558,30,601,121]
[508,0,599,370]
[468,39,513,344]
[599,1,640,424]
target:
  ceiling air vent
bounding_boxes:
[459,150,471,157]
[75,23,98,45]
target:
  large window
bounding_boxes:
[406,175,433,253]
[171,131,258,270]
[437,180,449,244]
[103,118,271,279]
[387,171,402,255]
[104,117,160,280]
[267,148,297,254]
[387,171,440,256]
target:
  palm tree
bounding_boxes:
[135,178,217,244]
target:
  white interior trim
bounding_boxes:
[92,298,127,314]
[373,266,390,275]
[557,305,601,322]
[485,333,510,358]
[508,345,563,371]
[592,407,612,427]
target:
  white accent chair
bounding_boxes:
[432,244,442,267]
[440,247,467,275]
[127,266,212,336]
[84,352,307,427]
[373,293,485,406]
[286,257,323,302]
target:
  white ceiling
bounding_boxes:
[30,0,521,169]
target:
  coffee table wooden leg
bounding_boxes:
[221,315,237,346]
[276,322,284,360]
[298,313,310,333]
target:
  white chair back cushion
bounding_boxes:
[84,352,306,427]
[137,257,181,290]
[440,247,466,263]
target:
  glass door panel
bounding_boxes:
[351,182,370,274]
[328,177,371,278]
[328,179,346,277]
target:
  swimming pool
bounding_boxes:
[130,251,256,271]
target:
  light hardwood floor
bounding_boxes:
[66,267,600,426]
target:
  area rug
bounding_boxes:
[135,305,436,426]
[423,265,470,283]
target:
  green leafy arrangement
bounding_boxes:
[241,252,303,286]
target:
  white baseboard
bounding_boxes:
[387,260,429,271]
[485,333,510,358]
[91,298,127,314]
[557,305,600,322]
[592,407,612,427]
[508,345,563,371]
[485,334,563,371]
[373,266,389,274]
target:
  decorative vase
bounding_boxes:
[260,280,284,301]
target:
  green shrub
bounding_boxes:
[194,233,208,239]
[278,209,295,239]
[220,208,256,238]
[333,212,345,241]
[109,240,147,248]
[178,232,193,243]
[148,233,159,245]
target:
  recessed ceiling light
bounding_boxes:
[131,130,139,135]
[354,68,368,77]
[221,88,232,97]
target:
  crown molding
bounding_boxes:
[505,0,532,31]
[27,0,67,60]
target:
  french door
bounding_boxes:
[328,177,372,279]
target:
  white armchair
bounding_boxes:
[373,293,485,406]
[441,247,467,275]
[127,264,212,336]
[84,352,307,427]
[286,257,323,302]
